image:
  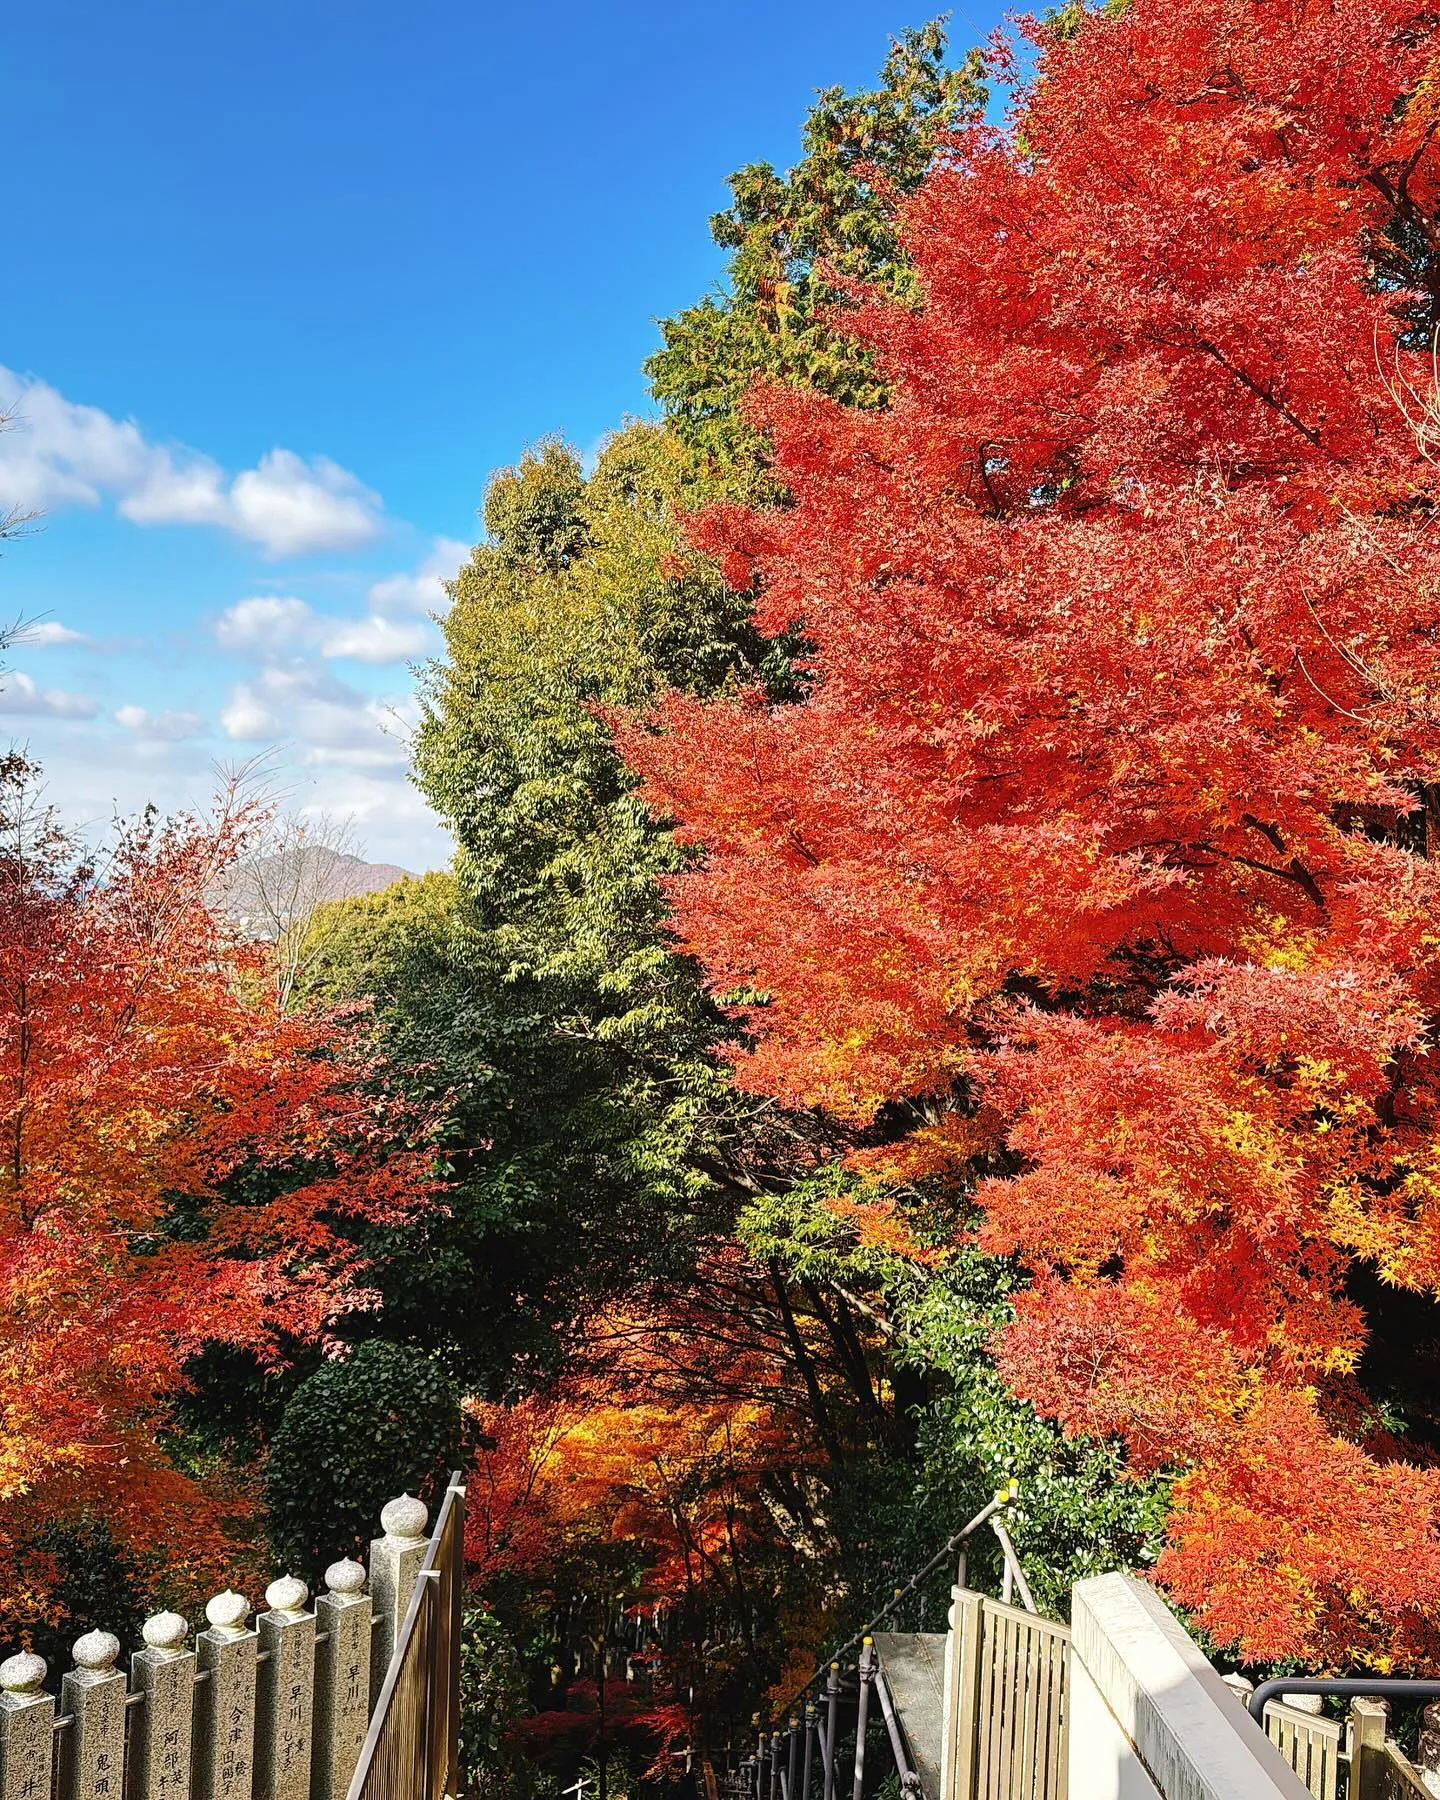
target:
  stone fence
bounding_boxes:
[0,1492,439,1800]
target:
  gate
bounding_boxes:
[1259,1694,1433,1799]
[741,1491,1070,1800]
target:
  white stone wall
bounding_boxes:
[1067,1575,1312,1800]
[1068,1658,1163,1800]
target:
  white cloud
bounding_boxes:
[216,594,430,666]
[220,660,413,762]
[0,710,451,870]
[115,704,207,742]
[19,620,89,647]
[214,538,465,666]
[317,616,432,662]
[0,368,384,556]
[215,595,316,655]
[367,537,469,617]
[0,671,99,719]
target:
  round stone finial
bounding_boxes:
[324,1558,366,1596]
[0,1652,46,1693]
[264,1576,310,1617]
[380,1494,428,1541]
[72,1630,120,1671]
[142,1613,189,1653]
[204,1590,251,1634]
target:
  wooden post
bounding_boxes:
[940,1589,961,1800]
[1349,1698,1388,1800]
[949,1591,984,1800]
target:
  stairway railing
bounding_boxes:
[740,1486,1059,1800]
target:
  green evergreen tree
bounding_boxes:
[647,23,983,487]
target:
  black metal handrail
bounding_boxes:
[791,1483,1020,1706]
[1247,1676,1440,1724]
[744,1484,1048,1800]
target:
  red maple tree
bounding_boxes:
[619,0,1440,1664]
[0,758,435,1624]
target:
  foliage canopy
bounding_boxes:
[620,0,1440,1667]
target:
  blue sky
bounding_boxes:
[0,0,995,867]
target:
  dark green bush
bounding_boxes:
[264,1341,463,1578]
[23,1518,148,1671]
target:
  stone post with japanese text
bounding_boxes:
[0,1655,53,1800]
[131,1613,195,1800]
[195,1592,258,1800]
[312,1560,371,1800]
[60,1632,126,1800]
[255,1580,314,1800]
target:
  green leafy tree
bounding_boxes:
[296,433,799,1396]
[297,852,727,1393]
[646,22,983,486]
[410,425,796,1320]
[309,28,1164,1760]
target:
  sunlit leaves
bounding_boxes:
[619,0,1440,1665]
[0,760,435,1624]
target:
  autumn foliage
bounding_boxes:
[461,1257,845,1755]
[465,1274,827,1588]
[0,759,433,1625]
[618,0,1440,1664]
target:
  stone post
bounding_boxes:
[255,1578,314,1800]
[312,1560,371,1800]
[1417,1700,1440,1797]
[1280,1692,1324,1715]
[0,1653,54,1800]
[131,1613,195,1800]
[60,1631,126,1800]
[368,1495,427,1699]
[195,1591,258,1800]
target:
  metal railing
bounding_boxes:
[1248,1686,1439,1799]
[345,1474,465,1800]
[740,1486,1063,1800]
[787,1484,1028,1717]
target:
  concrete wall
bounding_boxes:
[1068,1575,1313,1800]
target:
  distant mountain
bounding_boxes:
[218,846,414,938]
